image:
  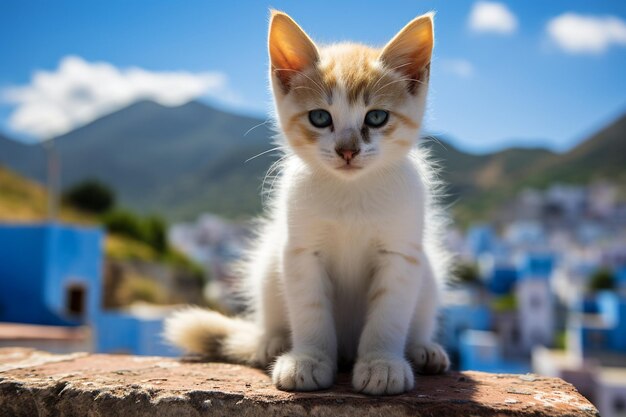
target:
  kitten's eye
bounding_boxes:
[308,109,333,128]
[364,110,389,128]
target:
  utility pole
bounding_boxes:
[44,138,60,222]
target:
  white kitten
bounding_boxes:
[165,10,451,395]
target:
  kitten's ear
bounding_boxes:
[268,11,319,92]
[379,13,434,93]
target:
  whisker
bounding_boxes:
[262,153,290,199]
[244,120,271,137]
[245,146,281,163]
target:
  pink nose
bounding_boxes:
[335,147,360,162]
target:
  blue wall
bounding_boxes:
[0,223,102,326]
[518,253,555,279]
[459,332,530,374]
[93,312,179,356]
[576,292,626,354]
[488,267,518,295]
[441,304,491,353]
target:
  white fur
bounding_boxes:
[165,15,451,396]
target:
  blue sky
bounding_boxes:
[1,0,625,153]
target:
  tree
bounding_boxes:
[454,261,481,285]
[102,209,145,242]
[144,216,168,254]
[102,210,169,254]
[63,180,115,214]
[588,268,615,292]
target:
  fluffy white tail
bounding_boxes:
[163,307,261,366]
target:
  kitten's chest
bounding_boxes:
[316,219,379,285]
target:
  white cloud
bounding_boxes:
[546,13,626,54]
[1,56,235,139]
[469,1,518,35]
[440,59,474,78]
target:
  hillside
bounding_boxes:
[0,166,88,223]
[526,113,626,187]
[426,138,555,203]
[1,101,624,224]
[453,113,626,224]
[0,165,186,266]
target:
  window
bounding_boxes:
[66,285,86,317]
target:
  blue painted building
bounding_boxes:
[0,223,178,356]
[0,223,102,326]
[459,330,530,374]
[94,311,177,356]
[487,265,518,295]
[441,303,491,355]
[616,267,626,292]
[575,291,626,354]
[518,252,555,280]
[467,225,497,258]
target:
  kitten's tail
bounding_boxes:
[163,307,261,366]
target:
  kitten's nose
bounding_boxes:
[335,146,360,162]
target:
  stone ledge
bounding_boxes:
[0,348,598,417]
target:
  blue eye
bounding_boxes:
[309,109,333,128]
[364,110,389,128]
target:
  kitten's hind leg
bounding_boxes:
[406,259,450,375]
[253,256,291,368]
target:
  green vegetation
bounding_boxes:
[100,204,206,284]
[554,330,567,350]
[452,261,481,285]
[588,268,615,292]
[63,179,115,214]
[492,294,517,312]
[101,210,168,254]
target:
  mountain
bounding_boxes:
[525,113,626,187]
[426,139,555,202]
[0,133,45,178]
[450,113,626,224]
[0,101,624,223]
[1,101,276,219]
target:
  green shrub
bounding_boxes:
[63,180,115,214]
[492,294,517,312]
[453,261,481,285]
[588,268,615,292]
[143,215,168,254]
[102,209,145,242]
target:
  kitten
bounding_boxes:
[165,10,451,395]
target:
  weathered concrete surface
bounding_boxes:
[0,348,598,417]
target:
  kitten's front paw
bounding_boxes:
[407,342,450,374]
[352,356,414,395]
[272,351,335,391]
[256,333,290,367]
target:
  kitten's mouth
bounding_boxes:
[336,163,363,171]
